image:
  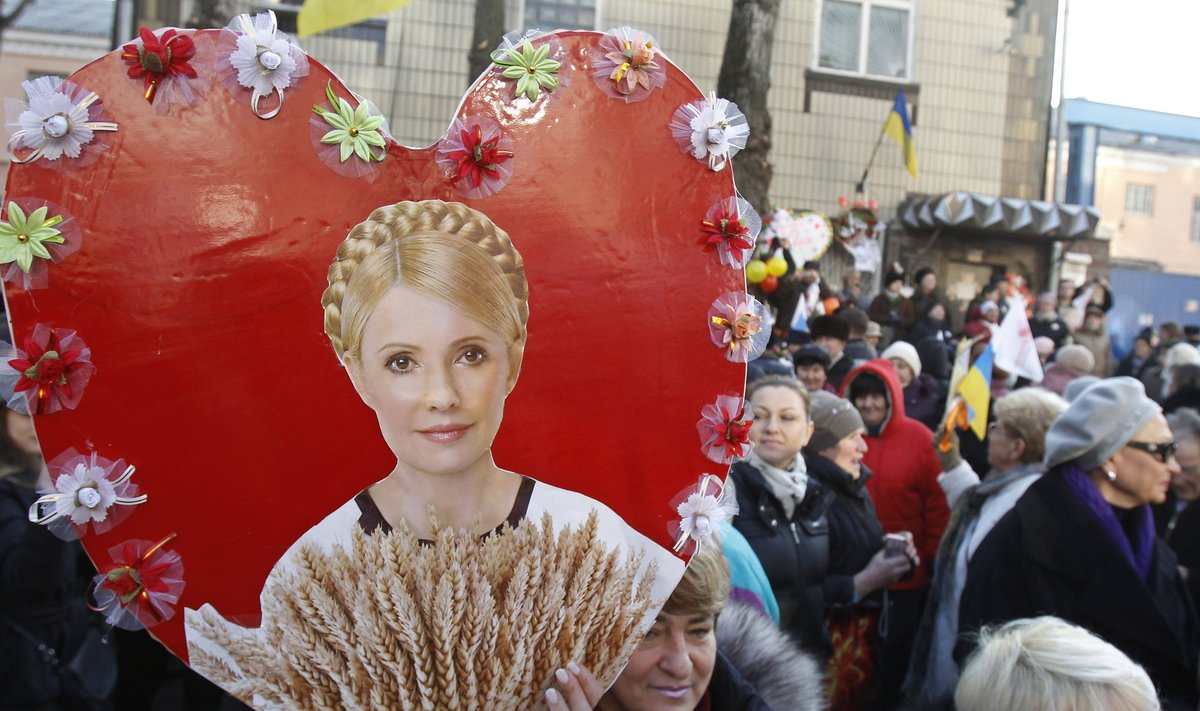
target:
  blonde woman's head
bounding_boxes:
[955,616,1159,711]
[322,200,529,371]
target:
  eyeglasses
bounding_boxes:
[1126,440,1178,464]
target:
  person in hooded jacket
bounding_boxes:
[840,360,950,708]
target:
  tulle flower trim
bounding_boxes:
[592,27,666,103]
[223,10,309,119]
[93,535,185,630]
[670,93,749,171]
[5,324,95,415]
[697,394,754,464]
[492,35,563,102]
[29,449,146,540]
[0,199,84,291]
[121,28,202,110]
[668,474,737,555]
[699,197,760,268]
[309,83,391,180]
[708,291,768,363]
[5,76,118,166]
[436,116,514,199]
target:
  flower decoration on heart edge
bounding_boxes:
[310,82,391,180]
[435,115,514,200]
[491,32,565,103]
[698,196,760,268]
[708,291,768,363]
[5,76,118,167]
[29,449,146,540]
[668,474,738,556]
[4,324,95,415]
[222,10,310,119]
[93,534,185,630]
[833,196,885,243]
[592,27,666,103]
[120,27,202,110]
[670,92,749,172]
[0,198,82,290]
[697,394,754,465]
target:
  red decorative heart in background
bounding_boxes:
[3,29,743,663]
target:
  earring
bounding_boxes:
[1105,470,1117,482]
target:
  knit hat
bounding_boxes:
[881,341,921,378]
[865,321,883,339]
[1164,342,1200,371]
[1034,336,1055,358]
[802,260,821,272]
[1055,344,1095,373]
[792,343,830,368]
[1063,375,1099,403]
[809,314,850,342]
[884,271,905,289]
[1043,376,1161,470]
[807,390,865,454]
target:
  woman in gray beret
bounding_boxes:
[957,377,1199,708]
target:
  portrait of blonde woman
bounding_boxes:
[184,200,684,709]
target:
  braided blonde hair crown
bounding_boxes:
[322,200,528,360]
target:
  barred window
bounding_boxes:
[817,0,912,80]
[1124,183,1154,216]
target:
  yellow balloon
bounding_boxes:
[746,259,767,284]
[766,255,788,277]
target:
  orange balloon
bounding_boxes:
[761,274,779,293]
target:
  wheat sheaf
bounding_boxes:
[188,511,659,710]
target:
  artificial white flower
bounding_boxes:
[669,92,751,172]
[229,12,300,96]
[9,77,117,163]
[676,490,728,542]
[54,462,118,525]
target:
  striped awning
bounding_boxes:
[897,192,1103,239]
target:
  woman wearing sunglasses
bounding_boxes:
[959,377,1200,708]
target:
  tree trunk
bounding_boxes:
[717,0,781,218]
[468,0,506,86]
[187,0,233,29]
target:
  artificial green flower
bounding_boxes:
[312,82,387,163]
[0,203,65,273]
[495,39,561,102]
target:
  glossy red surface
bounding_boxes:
[3,30,743,660]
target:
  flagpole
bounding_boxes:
[855,124,888,195]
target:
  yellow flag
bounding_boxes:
[298,0,412,38]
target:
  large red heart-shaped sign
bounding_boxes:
[4,23,752,705]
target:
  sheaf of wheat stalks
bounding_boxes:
[188,511,659,710]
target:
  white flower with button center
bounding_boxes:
[669,92,750,172]
[54,462,118,524]
[8,76,118,164]
[28,450,147,539]
[226,11,309,118]
[672,474,738,553]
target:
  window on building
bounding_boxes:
[817,0,912,80]
[1125,183,1155,216]
[523,0,598,32]
[1192,197,1200,244]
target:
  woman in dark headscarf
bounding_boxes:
[958,377,1200,708]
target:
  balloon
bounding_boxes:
[761,274,778,293]
[746,259,767,284]
[766,255,788,277]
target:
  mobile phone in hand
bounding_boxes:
[884,533,907,558]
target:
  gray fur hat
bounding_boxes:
[1043,376,1161,471]
[807,390,865,454]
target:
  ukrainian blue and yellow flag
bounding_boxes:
[940,340,993,450]
[298,0,411,37]
[883,90,918,179]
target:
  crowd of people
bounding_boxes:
[6,254,1200,711]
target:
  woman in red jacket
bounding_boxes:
[840,359,950,708]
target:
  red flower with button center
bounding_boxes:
[698,213,752,253]
[7,326,94,415]
[121,28,197,103]
[445,124,513,189]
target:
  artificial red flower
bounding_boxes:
[93,536,184,630]
[121,28,197,103]
[697,394,754,463]
[445,124,513,189]
[7,325,93,415]
[699,214,752,251]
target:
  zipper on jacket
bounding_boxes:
[789,521,801,544]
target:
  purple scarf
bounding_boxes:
[1060,464,1155,581]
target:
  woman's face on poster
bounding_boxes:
[346,284,514,477]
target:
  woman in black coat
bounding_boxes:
[958,377,1199,709]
